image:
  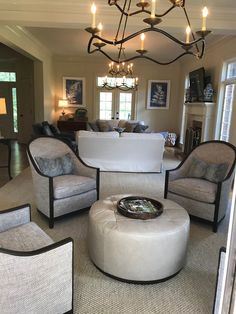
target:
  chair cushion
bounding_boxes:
[35,153,74,177]
[205,163,228,183]
[0,222,53,251]
[187,157,208,178]
[187,157,228,183]
[168,178,217,203]
[53,175,96,199]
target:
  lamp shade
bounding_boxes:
[58,99,68,107]
[0,98,7,114]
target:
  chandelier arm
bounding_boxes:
[129,5,176,17]
[119,51,195,66]
[109,1,176,18]
[115,0,128,42]
[118,0,132,61]
[183,7,200,55]
[113,27,204,47]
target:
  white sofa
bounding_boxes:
[76,131,165,172]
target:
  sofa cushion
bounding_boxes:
[133,124,149,133]
[168,178,217,203]
[42,121,54,136]
[125,121,138,132]
[53,175,96,199]
[88,121,100,132]
[97,120,113,132]
[50,124,61,135]
[0,222,53,251]
[35,153,74,177]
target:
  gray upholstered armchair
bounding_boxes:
[27,136,100,228]
[164,141,236,232]
[0,204,73,314]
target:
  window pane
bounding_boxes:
[227,62,236,79]
[220,84,235,141]
[12,88,18,133]
[99,92,112,120]
[0,72,16,82]
[119,93,132,120]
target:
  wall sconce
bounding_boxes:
[0,98,7,138]
[58,99,68,116]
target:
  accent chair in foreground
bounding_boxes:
[0,204,73,314]
[164,141,236,232]
[27,136,100,228]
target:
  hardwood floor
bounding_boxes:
[0,141,29,188]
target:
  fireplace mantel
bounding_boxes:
[181,102,216,148]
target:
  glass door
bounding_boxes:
[98,89,135,120]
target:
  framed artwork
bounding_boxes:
[147,80,170,109]
[63,77,86,107]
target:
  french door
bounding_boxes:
[98,90,136,120]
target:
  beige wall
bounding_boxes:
[53,55,181,133]
[178,36,236,146]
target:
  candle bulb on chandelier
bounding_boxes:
[202,7,208,31]
[151,0,156,18]
[97,22,103,42]
[185,26,191,44]
[91,3,96,28]
[140,33,145,50]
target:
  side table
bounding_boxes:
[0,138,12,179]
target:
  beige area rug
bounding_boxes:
[0,154,229,314]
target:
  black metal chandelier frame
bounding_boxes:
[85,0,211,65]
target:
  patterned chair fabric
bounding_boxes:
[0,204,73,314]
[27,136,100,228]
[164,141,236,232]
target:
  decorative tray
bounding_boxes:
[117,196,163,220]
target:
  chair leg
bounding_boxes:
[49,218,54,229]
[213,222,218,233]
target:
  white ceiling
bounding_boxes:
[0,0,236,61]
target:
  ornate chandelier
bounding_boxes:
[85,0,211,65]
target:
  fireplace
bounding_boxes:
[181,102,215,154]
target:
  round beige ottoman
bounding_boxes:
[88,195,190,283]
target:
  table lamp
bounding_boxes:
[58,99,68,116]
[0,98,7,138]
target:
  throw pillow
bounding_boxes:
[204,163,228,183]
[42,121,54,136]
[50,124,61,135]
[187,157,208,178]
[133,124,149,133]
[35,153,74,177]
[88,121,99,132]
[125,122,138,132]
[97,120,112,132]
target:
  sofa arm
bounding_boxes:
[0,204,31,233]
[0,238,74,314]
[73,154,100,180]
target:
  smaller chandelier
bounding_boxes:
[101,48,138,91]
[102,74,138,91]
